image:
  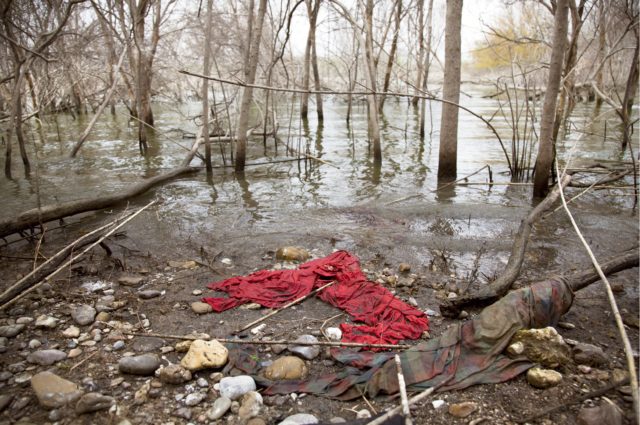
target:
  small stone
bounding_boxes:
[209,372,224,383]
[0,371,12,381]
[192,289,203,296]
[35,315,59,329]
[251,324,267,335]
[174,407,192,420]
[113,341,125,350]
[184,392,206,406]
[264,356,308,380]
[15,316,33,324]
[432,400,446,409]
[511,327,572,367]
[71,305,97,326]
[578,365,592,374]
[95,312,111,322]
[0,395,13,412]
[219,375,257,400]
[329,418,347,423]
[425,309,439,317]
[63,326,81,338]
[158,364,192,385]
[408,297,418,307]
[448,401,478,418]
[272,344,287,354]
[132,336,165,353]
[576,399,623,425]
[447,292,457,299]
[118,275,145,286]
[180,339,228,371]
[242,303,262,310]
[13,372,32,385]
[207,396,232,420]
[288,335,320,360]
[526,367,563,389]
[248,418,267,425]
[507,342,525,356]
[138,290,162,300]
[325,327,342,341]
[0,324,25,338]
[398,263,411,273]
[27,349,67,366]
[221,258,233,265]
[612,368,629,384]
[191,302,213,314]
[573,343,608,367]
[31,371,82,409]
[29,339,42,349]
[558,321,575,329]
[356,409,371,419]
[239,391,263,420]
[197,377,208,387]
[76,393,115,414]
[458,310,469,319]
[278,413,319,425]
[118,354,161,376]
[176,341,192,352]
[168,260,197,269]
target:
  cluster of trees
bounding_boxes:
[0,0,637,199]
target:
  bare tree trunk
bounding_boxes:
[235,0,268,172]
[202,0,214,172]
[533,0,569,198]
[364,0,382,163]
[378,0,402,114]
[411,0,425,107]
[310,2,323,122]
[419,0,434,139]
[437,0,462,182]
[301,0,321,121]
[621,37,639,149]
[594,0,606,109]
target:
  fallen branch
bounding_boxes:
[395,355,413,425]
[564,246,639,292]
[233,281,336,334]
[439,174,572,317]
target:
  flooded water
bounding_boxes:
[1,84,638,280]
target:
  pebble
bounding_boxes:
[325,327,342,341]
[275,247,310,262]
[408,297,418,307]
[62,326,81,338]
[95,312,111,322]
[76,393,115,414]
[175,341,192,352]
[248,418,268,425]
[576,399,622,425]
[578,365,592,374]
[180,339,228,371]
[118,275,145,286]
[432,400,446,409]
[157,364,193,385]
[174,407,192,420]
[28,339,42,349]
[118,354,161,376]
[399,263,411,273]
[113,341,125,350]
[356,409,371,419]
[0,336,7,352]
[0,371,12,381]
[31,371,82,408]
[288,335,321,360]
[0,395,13,412]
[13,372,32,385]
[191,302,213,314]
[264,356,308,380]
[558,321,576,329]
[184,392,206,406]
[573,343,608,367]
[251,324,267,335]
[219,375,257,400]
[48,409,65,422]
[278,413,319,425]
[72,305,97,326]
[35,315,59,329]
[132,337,165,352]
[526,367,563,389]
[238,391,263,420]
[138,290,162,300]
[207,396,232,420]
[0,324,25,338]
[448,401,478,418]
[329,417,347,423]
[196,377,209,388]
[272,344,287,354]
[27,349,67,366]
[16,317,33,324]
[192,289,203,296]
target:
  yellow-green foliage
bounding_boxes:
[471,7,548,70]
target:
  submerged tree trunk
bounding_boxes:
[301,0,322,121]
[533,0,569,198]
[202,0,214,172]
[364,0,382,163]
[620,37,639,149]
[419,0,434,138]
[378,0,402,113]
[437,0,462,181]
[235,0,268,172]
[412,0,425,107]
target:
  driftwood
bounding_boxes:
[439,174,572,317]
[565,246,638,291]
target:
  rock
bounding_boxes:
[176,340,192,352]
[133,381,150,405]
[526,367,563,389]
[180,339,228,371]
[573,343,608,367]
[278,413,319,425]
[288,335,320,360]
[239,391,263,420]
[558,321,576,329]
[0,395,13,412]
[507,342,525,356]
[264,356,308,380]
[35,315,59,329]
[448,401,478,418]
[95,312,111,322]
[432,400,446,409]
[192,289,203,296]
[14,372,32,385]
[27,349,67,366]
[219,376,257,400]
[0,324,25,338]
[113,341,125,351]
[118,275,145,286]
[272,344,287,354]
[325,327,342,341]
[612,368,629,384]
[248,418,268,425]
[71,305,97,326]
[118,354,161,376]
[132,337,165,353]
[356,409,371,419]
[399,263,411,273]
[196,377,209,387]
[31,371,82,409]
[184,392,206,406]
[207,396,232,420]
[138,290,162,300]
[510,327,572,367]
[174,407,192,420]
[29,338,42,349]
[576,399,622,425]
[168,260,197,269]
[329,418,347,423]
[157,364,192,384]
[191,302,213,314]
[0,371,12,381]
[578,365,592,374]
[251,324,267,335]
[75,393,115,414]
[16,316,33,324]
[275,247,310,262]
[62,326,81,338]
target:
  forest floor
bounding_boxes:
[0,195,638,425]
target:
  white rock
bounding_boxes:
[279,413,319,425]
[432,399,446,409]
[62,326,81,338]
[35,315,59,329]
[325,327,342,341]
[251,324,267,335]
[218,376,256,400]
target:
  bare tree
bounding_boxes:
[301,0,323,121]
[378,0,402,113]
[437,0,462,182]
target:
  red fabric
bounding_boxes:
[203,250,429,346]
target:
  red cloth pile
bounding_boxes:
[203,250,429,346]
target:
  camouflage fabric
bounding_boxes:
[246,278,573,400]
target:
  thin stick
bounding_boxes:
[233,281,336,334]
[70,350,99,372]
[433,165,490,192]
[555,161,639,422]
[366,385,440,425]
[395,355,413,425]
[32,225,46,270]
[124,331,412,350]
[0,201,156,310]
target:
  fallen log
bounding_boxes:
[565,246,639,292]
[439,174,572,317]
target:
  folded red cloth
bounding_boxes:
[203,250,429,346]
